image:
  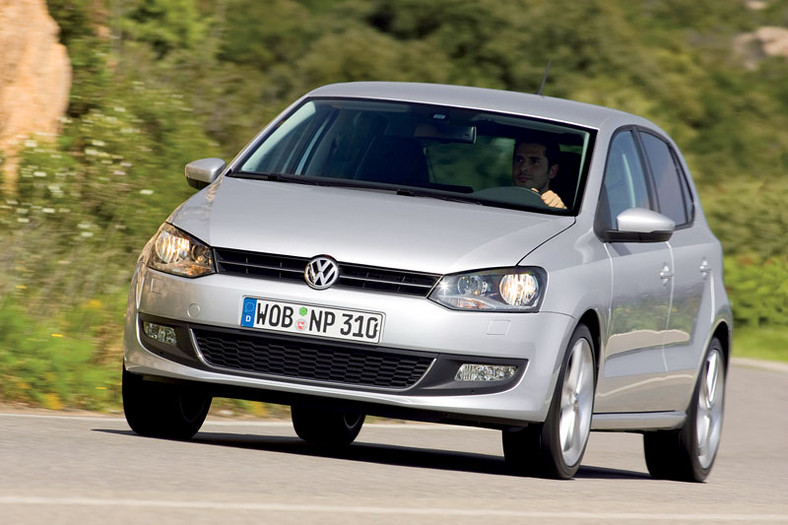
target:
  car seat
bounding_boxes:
[355,136,429,187]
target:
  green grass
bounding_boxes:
[732,326,788,363]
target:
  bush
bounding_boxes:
[724,255,788,328]
[701,179,788,259]
[5,78,219,314]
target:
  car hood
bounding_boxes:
[169,177,574,274]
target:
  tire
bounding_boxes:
[122,366,211,440]
[503,324,596,479]
[643,337,726,482]
[291,405,365,447]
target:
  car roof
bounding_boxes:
[306,81,658,132]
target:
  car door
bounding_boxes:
[594,129,674,414]
[638,130,716,410]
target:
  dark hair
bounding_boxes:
[514,135,560,167]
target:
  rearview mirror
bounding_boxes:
[603,207,675,243]
[185,158,226,189]
[413,123,477,144]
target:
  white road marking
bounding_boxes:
[0,413,128,423]
[0,496,784,521]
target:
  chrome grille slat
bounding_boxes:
[214,248,440,297]
[338,275,434,289]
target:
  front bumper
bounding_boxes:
[123,264,577,426]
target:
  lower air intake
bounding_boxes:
[193,329,434,390]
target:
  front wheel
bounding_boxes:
[291,405,365,447]
[643,338,726,482]
[122,366,211,440]
[503,324,596,479]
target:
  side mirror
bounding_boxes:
[185,158,226,189]
[603,207,675,243]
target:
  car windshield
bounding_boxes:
[236,98,595,214]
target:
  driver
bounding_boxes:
[512,138,567,209]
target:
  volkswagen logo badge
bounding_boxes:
[305,256,339,290]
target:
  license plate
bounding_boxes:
[240,297,384,344]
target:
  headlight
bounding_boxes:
[429,267,546,311]
[148,223,214,277]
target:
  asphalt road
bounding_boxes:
[1,360,786,524]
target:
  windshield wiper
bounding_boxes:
[395,188,485,205]
[232,171,321,185]
[231,172,486,205]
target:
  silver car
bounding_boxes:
[122,82,732,481]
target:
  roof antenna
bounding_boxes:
[536,60,552,96]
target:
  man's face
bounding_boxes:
[512,143,558,192]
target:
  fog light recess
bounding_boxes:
[455,364,517,382]
[143,322,177,346]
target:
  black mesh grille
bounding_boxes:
[214,248,439,297]
[193,329,434,389]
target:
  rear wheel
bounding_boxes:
[643,337,726,482]
[122,366,211,440]
[291,405,365,447]
[503,324,596,479]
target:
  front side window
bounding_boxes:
[639,132,693,226]
[598,130,652,231]
[237,98,595,214]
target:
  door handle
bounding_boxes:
[659,264,674,280]
[699,260,712,279]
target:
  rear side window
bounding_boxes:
[639,132,693,226]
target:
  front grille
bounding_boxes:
[193,329,434,390]
[214,248,440,297]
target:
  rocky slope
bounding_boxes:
[0,0,71,194]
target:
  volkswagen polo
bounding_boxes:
[122,82,732,481]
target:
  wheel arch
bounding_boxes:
[712,320,732,367]
[578,309,603,379]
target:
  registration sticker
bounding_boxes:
[241,297,384,344]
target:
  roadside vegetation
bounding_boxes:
[1,0,786,411]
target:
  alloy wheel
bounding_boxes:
[558,337,595,467]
